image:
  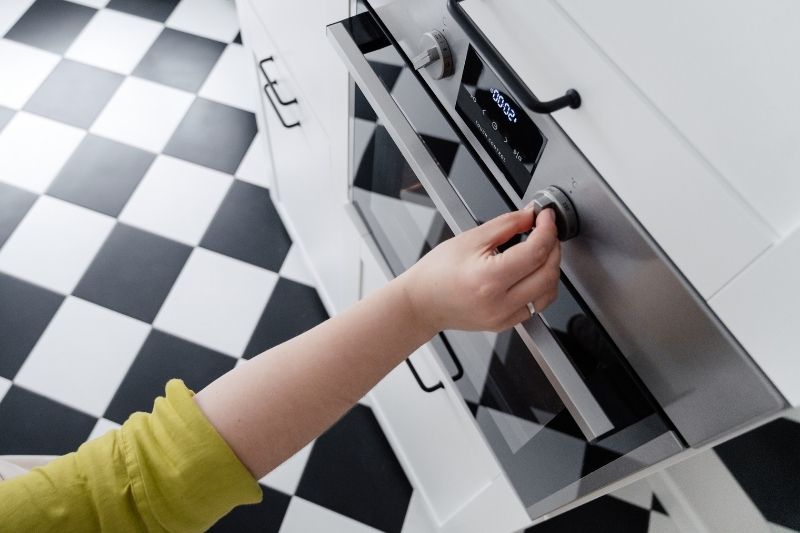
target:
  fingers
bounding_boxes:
[490,208,558,285]
[469,208,535,250]
[506,241,561,310]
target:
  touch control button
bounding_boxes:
[531,186,579,241]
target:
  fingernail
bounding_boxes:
[523,200,535,210]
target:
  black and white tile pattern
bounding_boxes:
[0,1,796,532]
[0,1,407,531]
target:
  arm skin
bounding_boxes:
[194,207,560,479]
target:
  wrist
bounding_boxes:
[394,270,441,341]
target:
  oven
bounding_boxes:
[327,0,785,521]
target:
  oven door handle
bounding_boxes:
[328,17,612,442]
[446,0,581,114]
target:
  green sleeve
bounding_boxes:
[0,379,262,532]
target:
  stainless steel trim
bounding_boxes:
[328,19,613,443]
[517,316,613,440]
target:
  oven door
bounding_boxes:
[328,10,685,520]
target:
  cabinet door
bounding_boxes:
[246,0,349,141]
[358,240,533,531]
[237,0,359,314]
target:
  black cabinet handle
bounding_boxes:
[406,333,464,393]
[257,56,300,129]
[447,0,581,113]
[259,57,297,106]
[262,83,300,129]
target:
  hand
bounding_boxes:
[400,207,561,334]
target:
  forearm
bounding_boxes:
[194,273,436,479]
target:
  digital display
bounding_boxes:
[489,88,518,124]
[456,46,546,197]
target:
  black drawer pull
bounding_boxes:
[447,0,580,113]
[406,333,464,393]
[262,83,300,129]
[259,57,297,106]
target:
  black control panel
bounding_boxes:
[456,45,546,197]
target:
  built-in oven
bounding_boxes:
[327,0,785,522]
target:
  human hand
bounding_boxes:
[400,207,560,334]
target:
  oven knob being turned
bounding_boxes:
[531,186,579,241]
[412,30,454,79]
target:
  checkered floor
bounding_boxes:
[0,1,796,532]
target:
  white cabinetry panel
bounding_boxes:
[236,0,358,314]
[359,241,506,528]
[556,0,800,235]
[461,0,774,298]
[711,227,800,405]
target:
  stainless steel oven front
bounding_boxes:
[327,0,785,521]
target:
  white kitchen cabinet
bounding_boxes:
[357,231,531,533]
[555,0,800,236]
[235,0,358,314]
[461,0,776,299]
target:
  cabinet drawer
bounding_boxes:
[240,0,348,140]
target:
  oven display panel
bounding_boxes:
[456,45,546,197]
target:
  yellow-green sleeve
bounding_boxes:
[0,379,262,532]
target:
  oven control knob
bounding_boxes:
[412,30,454,79]
[531,186,579,241]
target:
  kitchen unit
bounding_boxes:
[234,0,799,531]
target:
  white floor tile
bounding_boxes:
[119,155,233,246]
[91,77,193,153]
[278,245,315,288]
[279,498,383,533]
[166,0,239,43]
[0,0,34,37]
[400,492,439,533]
[15,297,150,417]
[69,0,109,7]
[0,112,85,193]
[260,441,314,495]
[648,511,682,533]
[235,131,273,189]
[199,43,257,112]
[0,376,11,404]
[66,9,163,75]
[0,196,115,294]
[0,40,60,109]
[769,523,800,533]
[88,417,121,441]
[154,248,278,356]
[611,478,654,509]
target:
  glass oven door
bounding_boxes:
[329,7,685,520]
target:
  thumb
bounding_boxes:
[472,208,535,249]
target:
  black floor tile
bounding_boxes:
[73,224,191,323]
[47,134,154,217]
[210,486,291,533]
[0,273,64,380]
[0,106,13,132]
[4,0,96,54]
[525,495,651,533]
[164,98,257,174]
[716,418,800,530]
[200,181,291,272]
[0,385,96,455]
[104,329,235,424]
[244,278,328,358]
[0,182,37,250]
[107,0,180,22]
[24,59,124,129]
[133,28,226,92]
[296,405,412,533]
